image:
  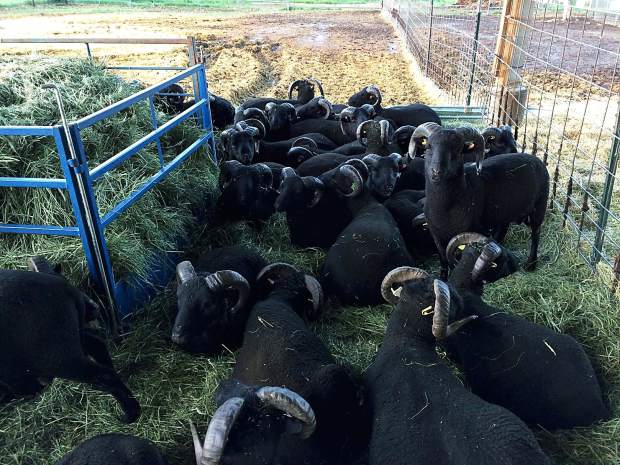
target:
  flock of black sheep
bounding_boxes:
[0,78,611,465]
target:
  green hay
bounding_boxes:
[0,56,218,285]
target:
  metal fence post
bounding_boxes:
[426,0,434,75]
[68,124,119,333]
[591,101,620,265]
[196,65,217,161]
[466,0,483,107]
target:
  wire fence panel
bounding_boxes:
[384,0,620,289]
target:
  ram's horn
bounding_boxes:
[445,232,489,265]
[292,137,318,151]
[308,77,325,97]
[432,280,477,339]
[256,262,299,284]
[304,274,324,315]
[318,98,332,119]
[204,270,250,313]
[408,122,442,159]
[288,79,304,99]
[455,126,485,174]
[471,242,503,283]
[256,386,316,439]
[366,85,382,109]
[176,260,197,285]
[381,266,430,304]
[265,102,277,113]
[27,256,54,274]
[356,120,374,147]
[339,164,364,197]
[380,119,392,146]
[199,397,245,465]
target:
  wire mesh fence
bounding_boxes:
[384,0,620,290]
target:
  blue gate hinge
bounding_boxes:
[68,159,84,173]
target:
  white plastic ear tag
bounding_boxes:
[392,286,402,298]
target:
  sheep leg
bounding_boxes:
[524,224,541,271]
[492,224,510,243]
[82,329,115,369]
[55,358,140,423]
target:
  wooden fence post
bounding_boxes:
[493,0,533,125]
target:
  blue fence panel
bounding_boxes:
[0,64,216,330]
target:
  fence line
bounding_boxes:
[384,0,620,290]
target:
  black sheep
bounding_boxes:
[383,189,436,257]
[295,97,334,121]
[217,161,278,224]
[347,85,441,127]
[172,246,267,355]
[219,120,334,167]
[286,104,375,146]
[53,434,168,465]
[444,235,610,430]
[321,162,414,306]
[234,78,322,116]
[483,125,518,156]
[191,263,367,465]
[0,257,139,423]
[417,123,549,276]
[366,267,552,465]
[274,162,365,249]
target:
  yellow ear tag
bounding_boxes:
[421,305,434,315]
[421,140,427,145]
[458,245,466,251]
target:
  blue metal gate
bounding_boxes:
[0,64,216,331]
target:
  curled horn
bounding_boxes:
[366,85,382,109]
[339,164,364,197]
[176,261,197,285]
[445,232,489,266]
[200,397,245,465]
[381,266,430,304]
[409,122,442,159]
[304,274,323,315]
[308,77,325,97]
[256,262,299,286]
[292,137,318,151]
[362,153,381,167]
[288,79,304,99]
[288,146,315,163]
[472,242,503,283]
[482,126,502,142]
[265,102,276,113]
[339,106,355,123]
[219,127,236,148]
[380,119,392,146]
[432,280,478,339]
[455,126,485,174]
[204,270,250,313]
[27,256,54,274]
[356,120,374,147]
[255,163,274,188]
[256,386,316,439]
[318,98,332,119]
[243,118,267,140]
[281,166,297,180]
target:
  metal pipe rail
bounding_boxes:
[0,64,216,330]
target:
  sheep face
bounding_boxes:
[289,79,318,103]
[274,168,324,212]
[483,125,518,156]
[264,102,297,134]
[340,105,376,141]
[155,83,185,113]
[347,85,381,107]
[220,125,260,165]
[218,161,276,221]
[295,97,332,120]
[362,154,403,199]
[423,129,466,183]
[173,268,249,355]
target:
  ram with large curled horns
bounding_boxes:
[363,266,552,465]
[191,262,368,465]
[443,233,610,430]
[415,122,549,277]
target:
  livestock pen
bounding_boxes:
[0,5,619,465]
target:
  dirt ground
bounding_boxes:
[0,9,434,106]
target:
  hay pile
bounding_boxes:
[0,57,218,285]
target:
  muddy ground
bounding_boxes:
[0,9,434,106]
